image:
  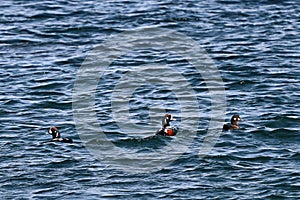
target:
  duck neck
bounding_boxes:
[52,132,60,139]
[231,119,238,126]
[162,117,170,128]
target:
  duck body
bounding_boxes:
[156,114,178,136]
[222,123,239,131]
[156,127,178,136]
[223,115,242,131]
[48,126,73,143]
[51,137,73,143]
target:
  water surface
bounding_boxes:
[0,0,299,199]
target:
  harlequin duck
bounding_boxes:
[156,114,178,136]
[47,126,73,143]
[223,115,242,131]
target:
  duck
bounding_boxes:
[156,114,178,136]
[47,126,73,143]
[223,115,242,131]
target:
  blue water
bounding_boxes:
[1,0,299,199]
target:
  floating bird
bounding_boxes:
[223,115,242,131]
[47,126,73,143]
[156,114,178,136]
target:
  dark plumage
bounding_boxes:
[48,126,73,143]
[223,115,242,131]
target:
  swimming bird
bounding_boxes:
[47,126,73,143]
[156,114,178,136]
[223,115,242,131]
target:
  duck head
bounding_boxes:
[231,115,242,126]
[162,114,175,128]
[48,126,60,139]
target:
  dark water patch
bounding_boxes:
[113,135,172,150]
[266,128,299,140]
[260,114,300,129]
